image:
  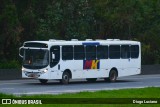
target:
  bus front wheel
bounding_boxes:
[39,79,48,84]
[60,72,70,84]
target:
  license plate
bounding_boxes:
[28,74,36,77]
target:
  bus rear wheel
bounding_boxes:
[39,79,48,84]
[108,69,118,82]
[60,72,70,84]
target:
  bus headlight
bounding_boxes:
[43,69,48,73]
[22,68,25,72]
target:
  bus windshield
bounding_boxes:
[23,49,49,69]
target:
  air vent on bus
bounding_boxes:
[85,39,93,41]
[49,39,66,42]
[49,39,56,42]
[57,40,66,41]
[71,39,78,41]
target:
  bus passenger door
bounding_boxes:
[50,46,60,78]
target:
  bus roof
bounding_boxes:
[24,39,140,47]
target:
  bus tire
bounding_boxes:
[86,78,97,82]
[39,79,48,84]
[60,72,70,84]
[108,69,118,82]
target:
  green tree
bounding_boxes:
[0,0,160,65]
[14,0,37,42]
[0,0,22,61]
[36,0,95,40]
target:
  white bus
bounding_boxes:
[19,39,141,84]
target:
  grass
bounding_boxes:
[0,87,160,107]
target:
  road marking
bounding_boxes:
[0,88,14,90]
[119,75,160,80]
[0,83,23,85]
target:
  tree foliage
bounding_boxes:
[0,0,160,64]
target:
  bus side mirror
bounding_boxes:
[52,52,55,59]
[19,47,24,58]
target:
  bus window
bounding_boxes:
[109,45,120,59]
[86,45,96,60]
[131,45,139,58]
[97,46,108,59]
[74,45,85,60]
[50,46,60,67]
[62,46,73,60]
[121,45,130,59]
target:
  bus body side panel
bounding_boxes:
[57,59,111,79]
[60,60,84,79]
[82,59,108,78]
[119,58,140,77]
[119,43,141,77]
[49,64,62,79]
[106,59,123,76]
[49,58,141,79]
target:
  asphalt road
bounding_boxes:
[0,74,160,96]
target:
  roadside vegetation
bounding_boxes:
[0,60,21,69]
[0,87,160,106]
[0,0,160,68]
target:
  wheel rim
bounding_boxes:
[109,71,117,82]
[63,75,68,81]
[110,72,116,81]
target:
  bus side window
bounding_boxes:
[74,45,85,60]
[131,45,139,58]
[62,46,73,60]
[109,45,120,59]
[97,45,108,59]
[50,46,60,67]
[121,45,130,59]
[86,45,96,60]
